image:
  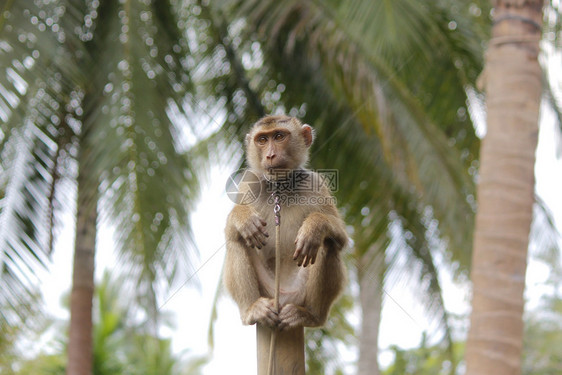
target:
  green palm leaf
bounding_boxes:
[0,0,85,320]
[80,0,200,316]
[1,0,202,327]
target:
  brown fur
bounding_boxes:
[224,115,347,330]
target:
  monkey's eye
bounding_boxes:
[274,132,286,141]
[256,136,268,145]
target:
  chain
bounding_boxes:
[273,192,281,226]
[268,190,282,374]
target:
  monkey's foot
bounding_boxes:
[243,297,279,328]
[278,304,319,331]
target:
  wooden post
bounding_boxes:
[257,325,305,375]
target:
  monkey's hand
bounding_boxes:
[237,212,269,249]
[278,304,319,330]
[293,225,322,267]
[242,297,279,328]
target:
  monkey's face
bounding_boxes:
[246,116,314,177]
[253,129,294,171]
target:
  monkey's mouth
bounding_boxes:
[266,160,287,171]
[266,164,289,174]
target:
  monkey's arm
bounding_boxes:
[226,204,269,249]
[293,208,347,267]
[224,206,279,328]
[224,238,280,327]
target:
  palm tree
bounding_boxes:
[1,1,200,374]
[465,1,545,374]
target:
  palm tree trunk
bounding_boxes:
[256,325,305,374]
[357,256,382,375]
[67,167,98,375]
[465,1,544,374]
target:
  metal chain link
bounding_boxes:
[273,193,281,226]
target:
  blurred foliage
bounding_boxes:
[10,271,208,375]
[524,298,562,375]
[0,289,49,375]
[523,243,562,375]
[305,288,357,374]
[382,334,464,375]
[380,252,562,375]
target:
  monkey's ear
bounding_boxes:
[302,124,314,147]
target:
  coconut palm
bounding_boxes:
[465,1,545,374]
[0,1,200,374]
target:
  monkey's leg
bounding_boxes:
[224,240,279,328]
[279,247,346,330]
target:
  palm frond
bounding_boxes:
[391,206,457,370]
[0,0,84,319]
[1,0,204,327]
[79,0,200,317]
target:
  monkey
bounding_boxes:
[224,115,348,331]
